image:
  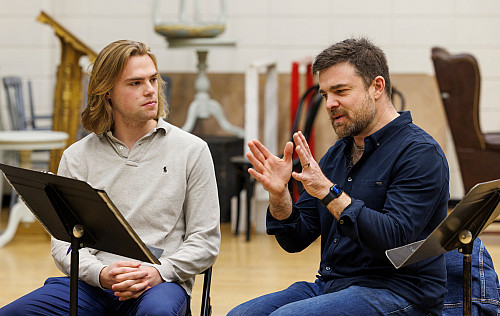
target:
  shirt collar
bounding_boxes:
[96,118,169,139]
[154,118,169,136]
[367,111,412,147]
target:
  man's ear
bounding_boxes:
[371,76,385,100]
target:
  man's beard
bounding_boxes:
[330,94,376,138]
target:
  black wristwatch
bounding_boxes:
[321,184,343,206]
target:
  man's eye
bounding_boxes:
[151,77,157,82]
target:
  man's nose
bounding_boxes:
[144,81,156,94]
[325,97,340,111]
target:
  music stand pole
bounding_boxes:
[459,240,474,316]
[70,225,84,316]
[43,183,87,316]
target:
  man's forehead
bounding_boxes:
[318,63,361,89]
[120,55,157,79]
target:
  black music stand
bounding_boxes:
[0,163,161,316]
[385,179,500,316]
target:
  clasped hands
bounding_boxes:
[99,261,163,301]
[246,131,332,210]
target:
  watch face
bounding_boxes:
[332,185,342,195]
[322,185,343,206]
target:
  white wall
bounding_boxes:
[1,0,500,199]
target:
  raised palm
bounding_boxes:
[246,140,294,196]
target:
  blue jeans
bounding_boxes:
[0,276,189,316]
[227,280,431,315]
[443,238,500,315]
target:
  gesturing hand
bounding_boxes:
[246,139,294,196]
[291,131,332,199]
[100,261,163,301]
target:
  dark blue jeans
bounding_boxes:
[228,238,500,316]
[227,280,431,315]
[0,276,188,316]
[443,238,500,315]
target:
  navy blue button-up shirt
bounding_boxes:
[267,111,449,314]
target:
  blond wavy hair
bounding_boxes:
[81,40,168,134]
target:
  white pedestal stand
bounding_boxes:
[168,38,244,138]
[0,130,68,247]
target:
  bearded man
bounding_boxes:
[228,38,449,316]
